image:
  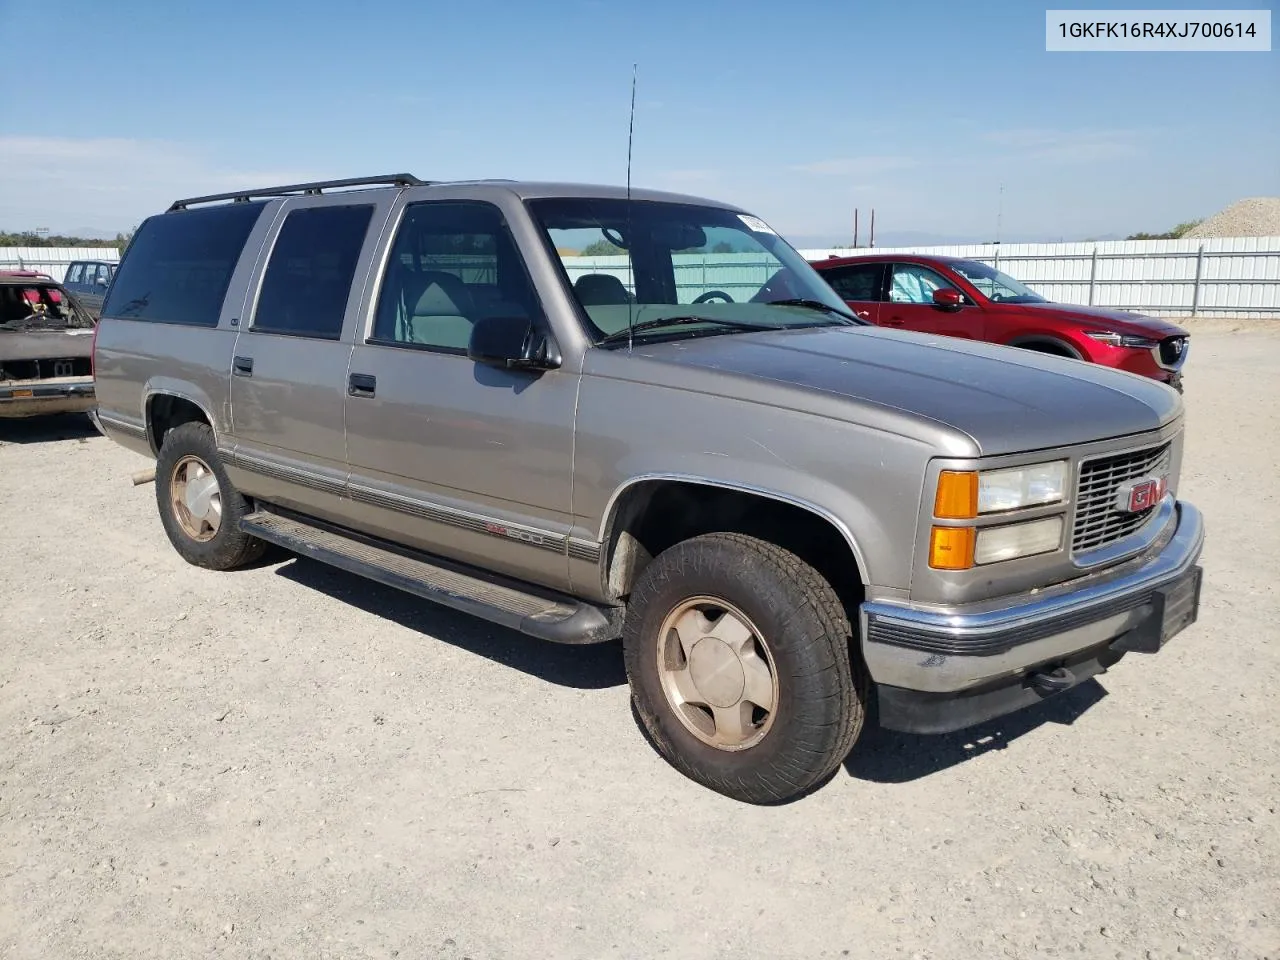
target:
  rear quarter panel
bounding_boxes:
[94,321,242,457]
[93,203,281,458]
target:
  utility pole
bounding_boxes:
[853,208,859,248]
[996,182,1004,244]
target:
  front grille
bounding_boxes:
[1072,442,1172,553]
[1159,336,1188,367]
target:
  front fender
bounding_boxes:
[572,383,935,593]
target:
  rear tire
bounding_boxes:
[623,532,866,804]
[154,421,265,570]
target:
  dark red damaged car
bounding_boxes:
[810,253,1189,391]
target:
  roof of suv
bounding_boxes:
[166,173,747,214]
[814,253,975,267]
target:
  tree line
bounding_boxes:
[1125,219,1203,240]
[0,229,134,249]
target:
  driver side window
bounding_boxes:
[371,200,544,354]
[889,263,958,304]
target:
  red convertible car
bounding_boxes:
[810,253,1189,391]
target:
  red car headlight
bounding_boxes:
[1085,330,1159,349]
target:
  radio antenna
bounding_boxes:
[626,63,637,197]
[625,62,637,350]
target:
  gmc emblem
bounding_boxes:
[1115,475,1167,513]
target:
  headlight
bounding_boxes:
[934,460,1068,518]
[926,519,1064,570]
[928,516,1065,569]
[974,516,1063,565]
[928,461,1070,570]
[977,461,1068,513]
[1085,330,1159,349]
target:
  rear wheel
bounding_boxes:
[623,532,866,804]
[154,421,265,570]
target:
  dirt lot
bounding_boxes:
[2,324,1278,960]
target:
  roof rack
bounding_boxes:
[167,173,429,211]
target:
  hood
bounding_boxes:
[1015,302,1189,338]
[627,325,1182,458]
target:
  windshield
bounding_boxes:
[526,198,859,344]
[949,259,1047,304]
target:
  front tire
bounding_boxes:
[154,421,265,570]
[623,533,866,804]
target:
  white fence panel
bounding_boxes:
[800,236,1280,317]
[0,246,121,280]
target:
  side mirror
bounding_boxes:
[95,275,109,286]
[932,288,963,309]
[468,315,561,371]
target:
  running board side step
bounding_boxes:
[239,510,621,644]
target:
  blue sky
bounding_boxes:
[1,0,1276,244]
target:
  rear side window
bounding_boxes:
[824,263,884,301]
[251,204,374,340]
[67,264,84,284]
[101,203,266,326]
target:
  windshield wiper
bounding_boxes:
[762,299,860,323]
[597,315,782,346]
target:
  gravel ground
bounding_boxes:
[2,326,1278,960]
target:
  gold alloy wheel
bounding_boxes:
[655,596,780,751]
[169,455,222,542]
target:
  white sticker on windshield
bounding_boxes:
[738,214,777,235]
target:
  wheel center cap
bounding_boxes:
[184,471,219,519]
[688,637,745,708]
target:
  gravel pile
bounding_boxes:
[1184,196,1280,238]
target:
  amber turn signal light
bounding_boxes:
[929,526,976,570]
[934,471,979,519]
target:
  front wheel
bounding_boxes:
[623,533,867,803]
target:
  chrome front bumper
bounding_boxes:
[860,501,1205,699]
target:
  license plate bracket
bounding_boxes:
[1112,565,1203,654]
